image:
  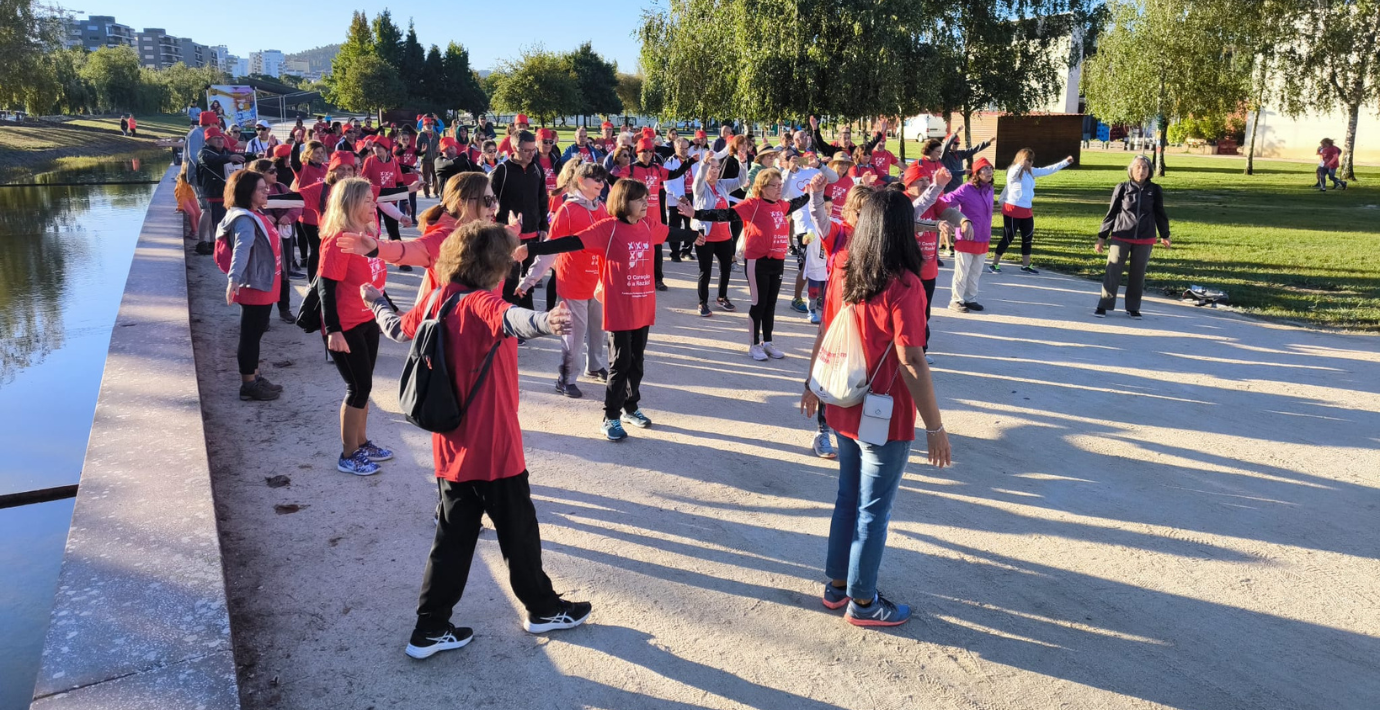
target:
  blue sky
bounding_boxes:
[61,0,652,71]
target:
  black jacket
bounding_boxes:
[434,152,479,191]
[197,145,236,201]
[1099,179,1170,242]
[490,158,549,234]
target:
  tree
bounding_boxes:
[332,54,406,114]
[617,72,644,122]
[161,62,226,112]
[422,44,446,108]
[372,10,404,72]
[564,42,622,124]
[1082,0,1253,175]
[1280,0,1379,181]
[80,46,144,113]
[1,0,65,111]
[327,11,375,105]
[492,46,579,125]
[400,22,427,104]
[442,41,488,119]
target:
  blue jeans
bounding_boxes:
[825,435,912,602]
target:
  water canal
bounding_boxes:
[0,152,166,708]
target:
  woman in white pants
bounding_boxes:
[518,161,612,397]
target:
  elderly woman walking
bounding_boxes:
[1095,155,1171,319]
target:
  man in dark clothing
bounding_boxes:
[938,128,994,193]
[416,119,440,197]
[433,137,479,192]
[195,126,245,255]
[491,130,548,309]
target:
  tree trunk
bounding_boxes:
[1156,114,1168,177]
[961,107,974,171]
[1341,100,1359,181]
[1246,103,1262,176]
[899,120,906,163]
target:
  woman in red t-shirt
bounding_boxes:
[359,222,591,658]
[219,170,283,403]
[516,161,612,397]
[692,168,825,361]
[524,178,690,441]
[317,178,392,476]
[801,188,952,628]
[290,140,327,275]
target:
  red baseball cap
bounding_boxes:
[272,144,293,159]
[515,113,529,125]
[537,128,556,141]
[203,127,225,140]
[438,137,459,152]
[636,138,657,153]
[694,130,707,140]
[327,152,357,171]
[372,135,393,151]
[199,111,219,127]
[600,121,614,129]
[972,157,993,175]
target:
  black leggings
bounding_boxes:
[922,277,936,352]
[380,209,401,242]
[504,243,537,309]
[995,215,1035,258]
[747,257,785,344]
[606,326,649,420]
[299,222,321,279]
[237,303,272,375]
[330,320,380,408]
[696,239,735,305]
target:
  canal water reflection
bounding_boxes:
[0,155,163,708]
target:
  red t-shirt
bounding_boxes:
[395,146,420,185]
[572,143,598,162]
[550,199,608,300]
[592,137,617,154]
[318,230,388,331]
[821,250,929,442]
[578,217,664,331]
[401,285,525,483]
[233,214,282,306]
[918,195,950,281]
[735,198,791,260]
[497,135,515,157]
[538,155,559,193]
[1319,145,1341,169]
[822,221,851,275]
[703,195,732,242]
[361,155,399,193]
[1001,202,1033,219]
[848,164,885,181]
[292,162,327,225]
[826,174,854,222]
[872,149,898,176]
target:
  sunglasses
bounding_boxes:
[475,195,497,207]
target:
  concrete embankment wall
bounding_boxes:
[30,167,240,709]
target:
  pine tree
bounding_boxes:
[372,10,403,71]
[327,11,375,106]
[422,45,446,110]
[400,22,427,105]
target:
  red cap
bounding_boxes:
[515,113,529,125]
[640,126,654,137]
[600,121,614,129]
[327,152,357,171]
[902,161,936,188]
[203,127,225,140]
[636,138,657,153]
[438,137,459,152]
[199,111,219,127]
[972,157,993,175]
[537,128,556,141]
[271,144,292,159]
[422,116,435,125]
[695,130,707,140]
[372,135,393,151]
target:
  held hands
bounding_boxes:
[858,172,878,187]
[512,243,528,262]
[808,174,828,192]
[360,283,383,304]
[547,300,573,335]
[327,332,350,353]
[338,232,378,255]
[409,182,424,193]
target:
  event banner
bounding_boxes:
[206,85,258,127]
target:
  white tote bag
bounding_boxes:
[809,304,873,407]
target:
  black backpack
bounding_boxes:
[399,289,501,433]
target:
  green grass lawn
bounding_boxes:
[989,151,1379,331]
[65,113,191,139]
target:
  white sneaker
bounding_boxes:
[749,344,768,361]
[762,342,785,359]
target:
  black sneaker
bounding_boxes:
[1020,266,1039,274]
[935,257,945,268]
[399,265,413,272]
[255,375,283,392]
[1094,307,1107,318]
[655,281,668,292]
[717,297,736,311]
[405,623,473,659]
[669,252,682,263]
[964,301,985,312]
[524,599,592,634]
[278,308,296,323]
[555,379,583,398]
[697,303,712,317]
[1128,310,1143,319]
[239,378,280,401]
[194,241,213,255]
[584,368,608,383]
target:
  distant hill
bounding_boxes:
[286,44,341,72]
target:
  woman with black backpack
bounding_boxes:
[359,222,591,660]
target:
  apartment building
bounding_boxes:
[64,15,136,51]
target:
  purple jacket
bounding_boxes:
[945,181,995,242]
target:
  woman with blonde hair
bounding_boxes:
[317,177,392,476]
[360,222,590,659]
[692,168,826,361]
[1095,155,1170,318]
[990,147,1073,274]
